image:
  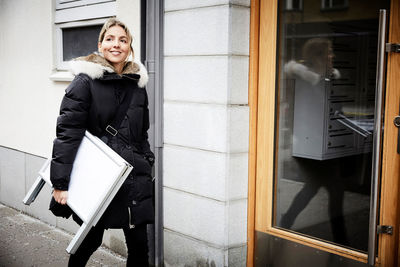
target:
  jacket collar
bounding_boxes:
[69,53,149,88]
[284,60,341,86]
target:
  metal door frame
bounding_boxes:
[143,0,164,266]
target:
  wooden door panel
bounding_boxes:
[379,1,400,266]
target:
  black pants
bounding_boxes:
[68,224,149,267]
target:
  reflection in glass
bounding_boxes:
[273,0,389,252]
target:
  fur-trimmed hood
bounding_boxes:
[284,60,340,86]
[69,53,149,88]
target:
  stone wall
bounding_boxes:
[163,1,250,266]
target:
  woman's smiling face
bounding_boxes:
[98,25,130,73]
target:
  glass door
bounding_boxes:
[250,0,400,266]
[274,0,389,252]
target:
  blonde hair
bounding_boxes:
[98,18,134,58]
[302,38,332,76]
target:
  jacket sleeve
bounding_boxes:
[50,75,92,190]
[140,90,155,166]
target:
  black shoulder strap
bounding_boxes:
[102,88,134,141]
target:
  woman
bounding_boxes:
[284,38,339,85]
[281,38,348,245]
[50,18,154,266]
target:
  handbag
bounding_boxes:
[130,196,154,225]
[102,89,155,226]
[49,196,73,218]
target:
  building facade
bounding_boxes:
[0,0,250,266]
[1,0,400,266]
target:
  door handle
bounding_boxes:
[394,115,400,153]
[394,116,400,127]
[368,9,387,266]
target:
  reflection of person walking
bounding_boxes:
[281,38,348,246]
[279,159,349,245]
[280,159,349,245]
[50,18,155,266]
[284,38,340,86]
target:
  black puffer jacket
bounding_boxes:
[50,53,154,228]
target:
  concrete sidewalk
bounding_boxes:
[0,203,126,267]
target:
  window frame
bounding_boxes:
[321,0,349,11]
[55,0,113,10]
[53,0,116,74]
[284,0,303,11]
[55,18,108,70]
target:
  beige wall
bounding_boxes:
[0,0,141,158]
[0,0,142,257]
[117,0,142,58]
[0,0,63,157]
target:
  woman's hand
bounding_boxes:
[53,189,68,205]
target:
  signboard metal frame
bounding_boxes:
[23,131,133,254]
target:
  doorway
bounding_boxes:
[248,0,400,266]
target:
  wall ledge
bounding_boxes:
[49,71,73,82]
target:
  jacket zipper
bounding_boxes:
[121,74,139,81]
[127,207,135,229]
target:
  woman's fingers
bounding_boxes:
[60,196,67,205]
[53,189,68,205]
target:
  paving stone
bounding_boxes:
[0,204,126,266]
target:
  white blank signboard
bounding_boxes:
[24,131,133,254]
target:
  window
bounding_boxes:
[285,0,303,11]
[54,0,116,71]
[321,0,349,11]
[56,0,112,9]
[55,19,107,70]
[62,24,102,61]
